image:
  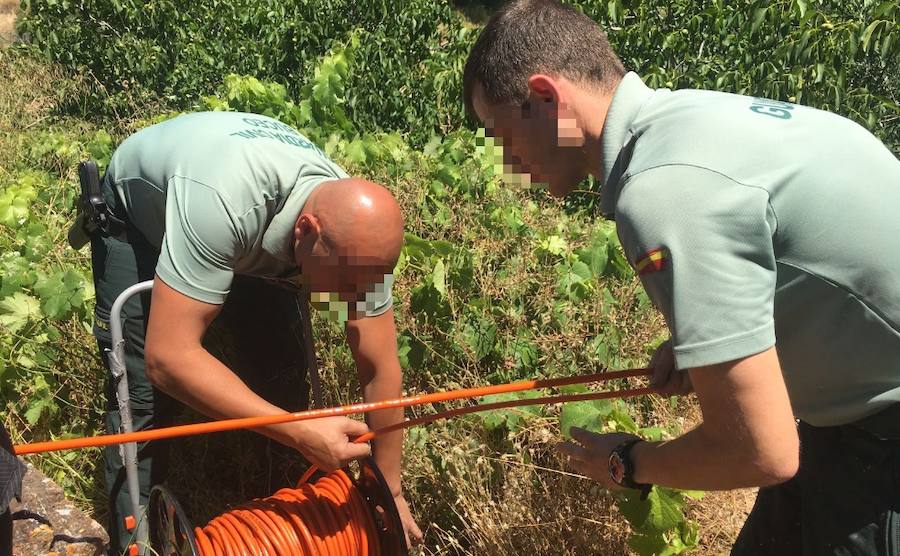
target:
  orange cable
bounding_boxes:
[13,369,651,455]
[14,369,654,554]
[192,383,653,555]
[298,385,653,484]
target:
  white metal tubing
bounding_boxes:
[108,279,154,554]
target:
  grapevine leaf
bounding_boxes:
[507,334,539,371]
[0,179,38,227]
[410,282,450,320]
[396,332,425,370]
[607,405,639,434]
[576,233,610,277]
[345,138,367,165]
[559,399,615,437]
[462,315,497,361]
[536,235,568,258]
[0,253,37,297]
[0,292,42,334]
[25,395,58,425]
[479,391,542,432]
[33,270,90,320]
[639,427,667,441]
[619,488,685,535]
[24,375,58,425]
[628,532,674,556]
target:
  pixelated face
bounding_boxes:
[472,83,586,197]
[295,248,394,320]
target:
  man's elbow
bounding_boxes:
[144,348,178,391]
[751,433,800,486]
[754,453,799,486]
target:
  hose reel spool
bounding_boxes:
[148,457,407,556]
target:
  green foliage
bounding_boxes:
[11,1,898,551]
[0,292,42,335]
[0,129,105,434]
[17,0,473,144]
[560,398,700,555]
[560,398,637,437]
[199,39,412,173]
[574,0,900,153]
[621,490,702,556]
[0,176,36,227]
[33,269,93,321]
[17,0,900,153]
[477,391,543,433]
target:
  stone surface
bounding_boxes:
[10,462,108,556]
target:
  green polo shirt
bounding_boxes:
[602,72,900,426]
[104,111,393,317]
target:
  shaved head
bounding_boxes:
[301,178,404,265]
[292,178,404,317]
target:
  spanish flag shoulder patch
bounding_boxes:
[634,247,668,275]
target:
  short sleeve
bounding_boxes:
[615,165,777,369]
[155,177,242,304]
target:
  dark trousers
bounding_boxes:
[732,408,900,556]
[0,510,10,556]
[0,423,22,556]
[90,231,309,554]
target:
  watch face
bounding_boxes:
[609,453,626,484]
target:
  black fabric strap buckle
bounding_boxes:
[69,159,128,248]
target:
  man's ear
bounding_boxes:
[294,213,322,248]
[527,74,562,105]
[529,74,583,147]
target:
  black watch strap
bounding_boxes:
[608,439,652,500]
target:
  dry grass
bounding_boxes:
[0,0,16,45]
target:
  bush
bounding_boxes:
[17,1,899,151]
[578,0,900,153]
[17,0,473,143]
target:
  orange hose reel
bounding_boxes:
[150,458,405,556]
[15,369,653,555]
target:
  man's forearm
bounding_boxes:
[363,365,405,496]
[631,423,798,491]
[345,310,407,496]
[146,346,301,446]
[631,349,799,491]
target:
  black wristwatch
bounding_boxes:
[608,439,652,500]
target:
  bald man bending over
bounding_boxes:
[72,111,422,552]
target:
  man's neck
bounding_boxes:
[573,79,620,181]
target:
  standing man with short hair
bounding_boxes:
[463,1,900,554]
[73,110,423,553]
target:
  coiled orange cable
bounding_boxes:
[193,468,380,556]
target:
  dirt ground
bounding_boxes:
[0,0,16,45]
